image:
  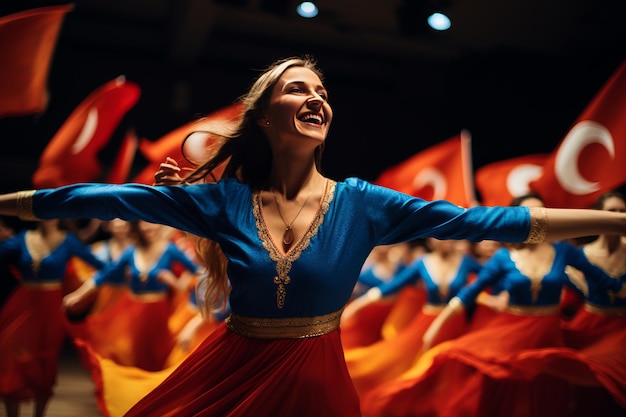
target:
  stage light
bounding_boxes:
[427,12,451,31]
[296,2,318,18]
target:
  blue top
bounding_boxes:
[378,254,483,304]
[32,177,533,318]
[93,242,201,294]
[0,229,105,282]
[579,247,626,307]
[456,242,622,307]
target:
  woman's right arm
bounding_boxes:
[0,183,222,239]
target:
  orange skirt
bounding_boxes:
[362,311,577,417]
[125,324,361,417]
[0,285,66,401]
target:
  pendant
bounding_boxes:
[282,226,294,246]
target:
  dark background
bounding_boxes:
[1,0,625,198]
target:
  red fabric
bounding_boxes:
[31,76,140,188]
[0,5,73,117]
[125,325,361,417]
[529,60,626,208]
[340,298,396,349]
[375,132,476,207]
[106,129,139,184]
[66,291,176,371]
[475,154,549,206]
[0,286,66,401]
[132,103,243,185]
[362,312,578,417]
[345,288,467,405]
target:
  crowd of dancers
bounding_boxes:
[0,190,624,417]
[0,54,625,417]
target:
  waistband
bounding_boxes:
[584,303,626,317]
[422,303,446,314]
[226,309,343,339]
[22,281,62,290]
[507,304,560,316]
[130,292,168,302]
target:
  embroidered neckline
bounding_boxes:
[253,179,336,309]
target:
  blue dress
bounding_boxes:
[26,177,535,416]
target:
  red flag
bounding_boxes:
[375,131,476,207]
[132,103,244,185]
[32,76,141,188]
[475,154,549,206]
[529,60,626,208]
[106,129,139,184]
[0,4,73,117]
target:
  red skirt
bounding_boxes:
[67,290,176,371]
[0,285,66,401]
[362,310,577,417]
[125,324,361,417]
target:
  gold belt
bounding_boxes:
[584,303,626,317]
[507,304,560,316]
[22,281,62,290]
[226,309,342,339]
[130,292,168,302]
[422,303,446,314]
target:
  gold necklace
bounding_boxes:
[273,189,313,248]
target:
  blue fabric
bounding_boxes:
[32,178,532,317]
[378,254,483,303]
[93,242,201,294]
[456,242,622,307]
[0,230,104,282]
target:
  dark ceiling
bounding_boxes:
[1,0,625,193]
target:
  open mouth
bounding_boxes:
[298,112,324,125]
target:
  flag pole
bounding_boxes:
[460,129,478,206]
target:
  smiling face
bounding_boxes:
[262,66,333,149]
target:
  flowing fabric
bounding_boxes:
[0,286,65,401]
[26,178,537,415]
[126,325,361,417]
[362,311,574,417]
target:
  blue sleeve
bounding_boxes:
[32,182,234,240]
[166,244,202,273]
[456,248,508,306]
[0,231,23,263]
[560,242,622,292]
[357,269,384,287]
[347,178,532,245]
[377,261,422,296]
[93,249,132,286]
[65,234,106,270]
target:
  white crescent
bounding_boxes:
[413,168,447,200]
[507,164,543,197]
[71,108,99,154]
[554,120,614,195]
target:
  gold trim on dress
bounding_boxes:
[129,292,168,302]
[253,179,336,309]
[17,190,37,221]
[507,304,559,316]
[584,302,626,317]
[524,206,547,244]
[21,281,62,290]
[226,309,342,339]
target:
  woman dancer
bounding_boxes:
[1,57,626,417]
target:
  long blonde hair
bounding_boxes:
[186,56,326,316]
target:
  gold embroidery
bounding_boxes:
[253,180,336,309]
[584,302,626,317]
[524,207,547,244]
[226,309,342,339]
[509,244,555,303]
[507,304,559,316]
[17,190,37,221]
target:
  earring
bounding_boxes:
[265,120,270,125]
